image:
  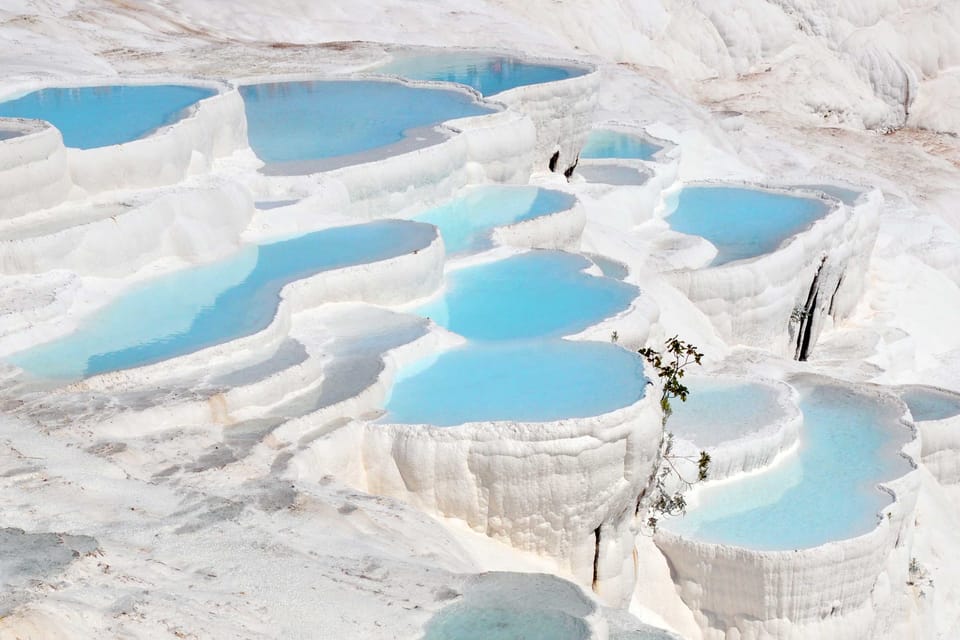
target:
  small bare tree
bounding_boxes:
[637,336,710,531]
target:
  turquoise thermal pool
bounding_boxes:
[383,340,645,426]
[382,250,645,426]
[375,52,586,96]
[666,186,831,266]
[0,85,216,149]
[414,251,638,341]
[11,221,435,379]
[413,185,574,254]
[239,80,493,172]
[900,385,960,422]
[0,129,23,141]
[580,129,662,160]
[663,383,913,550]
[423,573,592,640]
[668,379,787,447]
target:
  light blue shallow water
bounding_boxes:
[900,386,960,422]
[10,221,435,379]
[669,380,786,447]
[240,80,493,166]
[664,383,913,550]
[415,252,638,341]
[423,573,593,640]
[376,52,585,96]
[666,186,830,266]
[383,341,644,426]
[413,186,574,254]
[425,606,588,640]
[0,129,22,141]
[0,85,215,149]
[580,130,662,160]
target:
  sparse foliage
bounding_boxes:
[637,336,711,532]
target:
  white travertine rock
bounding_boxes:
[491,197,586,251]
[664,186,882,358]
[0,119,73,217]
[0,182,254,276]
[915,412,960,485]
[496,65,599,173]
[294,380,663,608]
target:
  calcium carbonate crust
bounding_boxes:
[0,182,254,276]
[0,119,73,218]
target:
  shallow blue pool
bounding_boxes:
[580,130,661,161]
[663,383,913,550]
[666,186,830,266]
[383,341,645,426]
[416,252,637,341]
[376,52,585,96]
[414,186,574,254]
[0,85,215,149]
[669,379,787,447]
[0,129,22,141]
[240,80,493,169]
[423,573,593,640]
[11,221,435,379]
[900,386,960,422]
